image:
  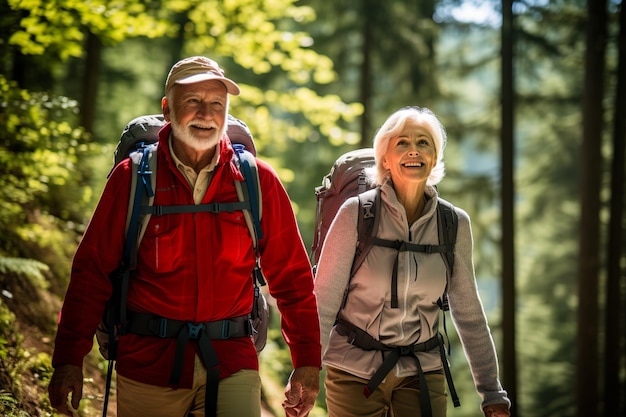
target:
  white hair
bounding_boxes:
[366,106,447,186]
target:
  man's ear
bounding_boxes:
[162,97,170,121]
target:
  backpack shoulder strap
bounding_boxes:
[335,187,380,313]
[232,144,268,348]
[232,144,263,246]
[126,144,158,259]
[114,144,157,335]
[436,197,458,278]
[434,196,461,407]
[435,197,458,312]
[351,187,381,277]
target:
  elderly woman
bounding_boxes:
[315,107,511,417]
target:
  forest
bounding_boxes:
[0,0,624,416]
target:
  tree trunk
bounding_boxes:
[603,1,626,415]
[80,31,102,134]
[359,0,374,147]
[500,0,517,415]
[576,1,607,416]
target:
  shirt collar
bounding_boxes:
[168,131,221,174]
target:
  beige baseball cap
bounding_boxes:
[165,56,240,95]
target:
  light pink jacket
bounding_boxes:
[315,182,509,409]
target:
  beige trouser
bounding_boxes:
[324,366,447,417]
[117,355,261,417]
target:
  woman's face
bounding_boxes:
[382,119,437,186]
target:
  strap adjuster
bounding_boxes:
[399,346,413,356]
[221,320,230,339]
[187,323,203,339]
[158,318,168,337]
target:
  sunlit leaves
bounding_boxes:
[232,84,362,153]
[0,75,94,255]
[7,0,362,149]
[178,0,337,85]
[7,0,170,59]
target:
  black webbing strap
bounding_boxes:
[368,237,448,308]
[335,319,448,417]
[140,201,249,216]
[126,313,253,417]
[437,333,460,407]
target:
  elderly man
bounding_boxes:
[48,56,321,417]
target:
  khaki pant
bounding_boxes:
[117,355,261,417]
[324,366,447,417]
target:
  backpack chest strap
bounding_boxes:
[140,201,250,216]
[368,236,448,308]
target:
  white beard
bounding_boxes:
[169,112,225,152]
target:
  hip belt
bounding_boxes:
[126,312,253,417]
[335,318,459,417]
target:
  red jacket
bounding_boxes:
[52,123,321,388]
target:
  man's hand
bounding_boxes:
[483,403,511,417]
[282,366,320,417]
[48,364,83,416]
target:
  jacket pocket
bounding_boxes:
[216,211,251,260]
[141,216,182,273]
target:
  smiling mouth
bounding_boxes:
[403,162,423,167]
[190,124,215,131]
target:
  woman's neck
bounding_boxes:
[394,182,427,224]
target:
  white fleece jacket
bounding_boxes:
[314,182,510,409]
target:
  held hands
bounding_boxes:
[483,403,511,417]
[282,366,320,417]
[48,364,83,416]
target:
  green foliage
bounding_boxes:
[7,0,171,60]
[0,257,49,291]
[0,74,96,285]
[0,1,620,416]
[0,301,25,397]
[176,0,328,82]
[28,351,53,386]
[0,297,56,417]
[158,0,364,156]
[0,391,29,417]
[511,4,592,415]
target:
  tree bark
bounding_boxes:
[80,31,102,134]
[500,0,517,415]
[603,1,626,415]
[576,1,607,416]
[359,0,374,147]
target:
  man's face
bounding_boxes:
[163,80,228,152]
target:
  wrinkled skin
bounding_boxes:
[282,366,320,417]
[48,364,83,416]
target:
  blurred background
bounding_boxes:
[0,0,624,416]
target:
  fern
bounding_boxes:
[0,390,29,417]
[0,257,49,291]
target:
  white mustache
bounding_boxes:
[188,121,218,130]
